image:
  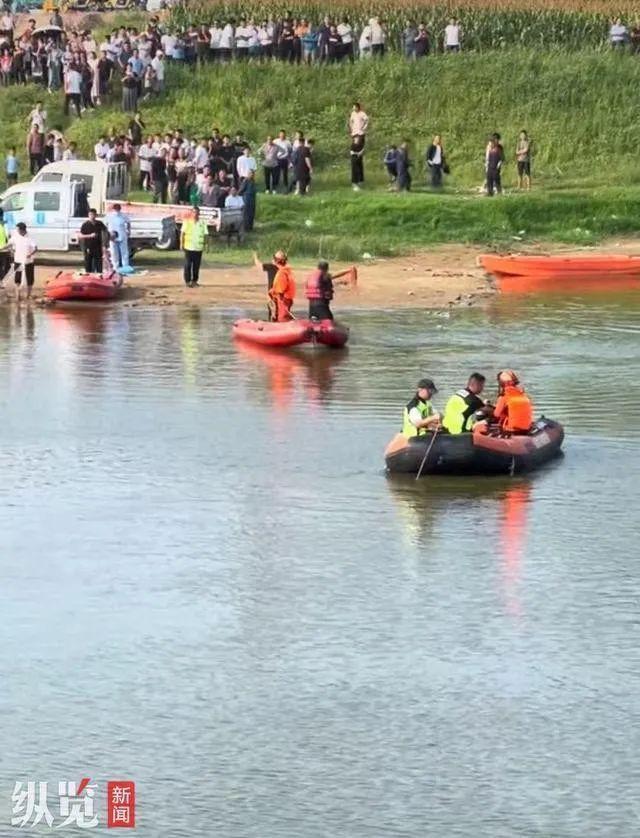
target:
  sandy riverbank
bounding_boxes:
[15,246,495,311]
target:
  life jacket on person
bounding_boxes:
[305,269,333,301]
[494,371,533,433]
[269,264,296,321]
[402,396,434,437]
[442,388,483,434]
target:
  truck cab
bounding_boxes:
[32,160,128,209]
[0,180,176,254]
[1,181,86,250]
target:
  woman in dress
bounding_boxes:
[350,135,365,191]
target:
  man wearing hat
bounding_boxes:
[304,259,355,320]
[402,379,441,437]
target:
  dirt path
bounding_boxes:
[22,246,494,311]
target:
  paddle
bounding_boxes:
[415,427,440,481]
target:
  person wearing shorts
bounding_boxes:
[516,130,531,190]
[10,222,37,302]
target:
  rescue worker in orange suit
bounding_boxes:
[305,260,355,320]
[493,369,534,434]
[268,252,296,322]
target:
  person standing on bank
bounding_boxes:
[180,206,208,288]
[10,222,37,303]
[402,379,441,437]
[426,134,447,188]
[78,208,107,274]
[239,170,257,231]
[515,130,531,191]
[105,203,131,273]
[485,134,504,196]
[305,260,354,320]
[350,135,365,191]
[0,209,11,281]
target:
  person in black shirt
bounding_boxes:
[78,208,107,274]
[150,149,168,203]
[253,250,280,291]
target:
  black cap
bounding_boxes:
[417,378,437,393]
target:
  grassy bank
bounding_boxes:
[2,50,640,257]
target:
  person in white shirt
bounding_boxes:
[94,136,110,161]
[610,18,628,47]
[444,19,462,51]
[257,21,274,58]
[369,17,386,56]
[194,139,209,172]
[225,186,244,209]
[138,137,154,189]
[349,102,369,138]
[151,50,165,93]
[28,103,47,133]
[63,142,78,161]
[64,66,82,117]
[10,223,37,302]
[209,23,221,60]
[160,32,176,58]
[337,18,354,61]
[273,131,292,191]
[235,19,251,59]
[236,147,257,181]
[219,21,234,62]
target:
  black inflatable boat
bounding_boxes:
[385,418,564,476]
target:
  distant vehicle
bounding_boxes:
[32,161,244,249]
[0,180,176,255]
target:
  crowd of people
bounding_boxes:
[0,11,167,113]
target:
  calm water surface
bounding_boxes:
[1,290,639,837]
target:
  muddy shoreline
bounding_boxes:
[8,246,495,311]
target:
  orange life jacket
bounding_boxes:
[269,265,296,302]
[494,385,533,433]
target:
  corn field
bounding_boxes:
[167,1,629,51]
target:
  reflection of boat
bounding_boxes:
[480,253,640,280]
[495,273,640,295]
[385,419,564,476]
[235,339,348,409]
[45,270,123,302]
[232,318,349,348]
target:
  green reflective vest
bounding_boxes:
[0,223,7,249]
[443,389,477,435]
[402,397,433,437]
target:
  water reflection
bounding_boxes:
[387,474,535,617]
[235,341,349,411]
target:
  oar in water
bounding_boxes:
[415,427,440,480]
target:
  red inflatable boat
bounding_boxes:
[45,269,123,302]
[233,318,349,349]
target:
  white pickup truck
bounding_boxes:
[0,179,176,254]
[33,160,244,248]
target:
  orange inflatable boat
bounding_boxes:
[480,253,640,280]
[45,269,123,302]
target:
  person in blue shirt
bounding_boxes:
[105,204,132,273]
[5,147,18,186]
[301,28,318,63]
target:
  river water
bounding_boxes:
[1,288,639,837]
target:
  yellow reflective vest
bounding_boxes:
[402,397,434,437]
[182,218,207,252]
[443,389,479,434]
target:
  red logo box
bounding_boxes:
[107,781,135,829]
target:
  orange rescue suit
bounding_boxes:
[494,385,534,433]
[269,265,296,321]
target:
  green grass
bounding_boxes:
[2,50,640,259]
